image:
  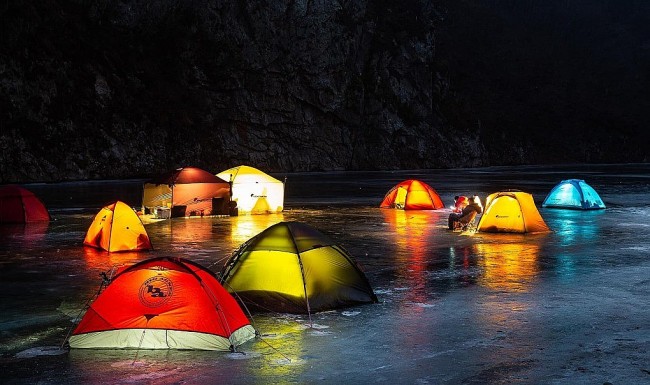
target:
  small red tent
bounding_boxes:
[69,257,256,350]
[0,185,50,223]
[380,180,444,210]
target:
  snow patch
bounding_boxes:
[309,330,334,336]
[621,246,650,251]
[412,302,436,308]
[299,323,329,330]
[341,310,360,316]
[227,352,261,360]
[15,346,67,358]
[272,358,305,366]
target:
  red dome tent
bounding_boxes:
[380,179,444,210]
[0,185,50,223]
[69,257,256,351]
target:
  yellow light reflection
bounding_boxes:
[461,237,545,341]
[81,247,142,276]
[229,213,285,247]
[474,237,542,292]
[247,316,306,382]
[155,217,217,244]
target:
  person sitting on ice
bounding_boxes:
[448,195,483,230]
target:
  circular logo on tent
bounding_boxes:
[139,276,173,308]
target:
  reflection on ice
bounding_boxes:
[474,237,543,292]
[548,209,604,246]
[0,222,49,247]
[82,246,145,273]
[229,213,285,246]
[3,165,650,384]
[381,209,442,307]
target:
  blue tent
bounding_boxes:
[542,179,605,210]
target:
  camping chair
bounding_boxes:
[453,211,478,232]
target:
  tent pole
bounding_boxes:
[286,224,313,327]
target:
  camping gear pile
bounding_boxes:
[0,171,606,354]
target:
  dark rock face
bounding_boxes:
[1,1,648,183]
[2,0,482,183]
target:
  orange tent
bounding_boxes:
[142,167,230,218]
[380,179,444,210]
[83,201,152,252]
[477,191,550,233]
[0,185,50,223]
[69,257,256,350]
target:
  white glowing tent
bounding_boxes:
[217,165,284,214]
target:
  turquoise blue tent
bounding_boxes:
[542,179,605,210]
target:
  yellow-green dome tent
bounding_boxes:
[220,221,377,314]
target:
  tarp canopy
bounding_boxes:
[148,167,223,185]
[477,191,550,233]
[142,167,230,217]
[69,257,255,350]
[216,165,284,214]
[83,201,152,252]
[0,185,50,223]
[220,221,378,314]
[542,179,606,210]
[380,179,444,210]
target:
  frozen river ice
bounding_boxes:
[1,164,649,384]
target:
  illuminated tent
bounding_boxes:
[477,191,550,233]
[220,221,378,314]
[69,257,256,350]
[0,185,50,223]
[142,167,230,217]
[216,165,284,214]
[380,179,444,210]
[542,179,605,210]
[83,201,152,252]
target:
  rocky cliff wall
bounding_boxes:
[2,1,648,183]
[1,0,487,182]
